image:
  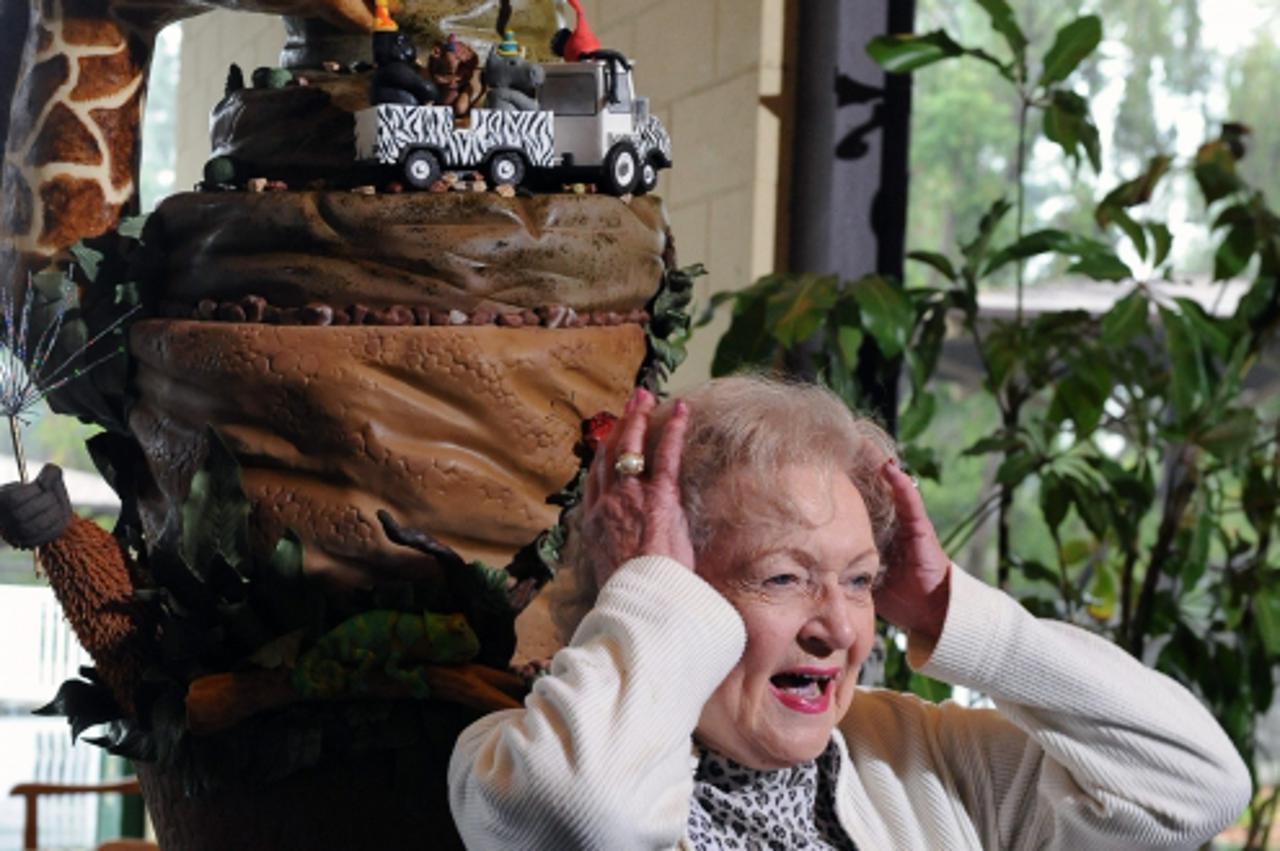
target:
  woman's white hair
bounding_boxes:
[550,374,900,641]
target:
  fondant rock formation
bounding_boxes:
[147,192,668,314]
[128,320,648,583]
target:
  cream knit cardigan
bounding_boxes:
[448,557,1251,850]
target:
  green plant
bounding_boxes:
[703,4,1280,846]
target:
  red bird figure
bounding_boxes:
[557,0,602,62]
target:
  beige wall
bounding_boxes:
[174,12,284,191]
[173,1,787,386]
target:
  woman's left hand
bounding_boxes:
[874,460,952,644]
[581,388,694,589]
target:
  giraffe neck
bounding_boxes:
[1,0,160,273]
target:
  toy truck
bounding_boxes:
[354,57,672,195]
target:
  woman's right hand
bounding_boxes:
[581,388,693,588]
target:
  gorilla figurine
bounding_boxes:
[371,30,440,106]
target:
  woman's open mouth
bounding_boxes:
[769,669,838,714]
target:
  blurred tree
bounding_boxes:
[908,0,1264,286]
[1227,34,1280,205]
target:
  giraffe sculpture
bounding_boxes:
[0,0,377,310]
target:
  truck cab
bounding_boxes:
[539,58,670,194]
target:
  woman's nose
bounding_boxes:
[797,599,857,657]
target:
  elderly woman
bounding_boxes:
[449,376,1250,850]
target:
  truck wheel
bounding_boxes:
[403,150,442,189]
[488,152,526,187]
[601,144,639,195]
[636,160,659,195]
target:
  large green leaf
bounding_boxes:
[1066,252,1132,281]
[1043,89,1101,171]
[898,390,936,443]
[1104,207,1148,261]
[974,0,1027,68]
[962,198,1013,278]
[866,31,967,73]
[984,229,1077,275]
[1194,140,1242,205]
[984,229,1125,278]
[766,274,840,348]
[1096,156,1174,220]
[996,450,1040,487]
[1040,472,1070,532]
[1172,297,1231,358]
[1214,220,1257,280]
[1256,586,1280,657]
[1159,306,1210,422]
[851,276,913,358]
[711,281,783,375]
[1038,15,1102,87]
[1086,558,1118,621]
[1195,408,1259,460]
[1242,465,1277,537]
[908,250,958,281]
[1048,361,1112,436]
[1147,223,1174,267]
[1101,290,1150,347]
[979,321,1023,390]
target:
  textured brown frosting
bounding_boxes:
[146,191,668,313]
[128,320,647,591]
[209,73,371,181]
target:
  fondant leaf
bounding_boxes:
[181,428,252,574]
[34,676,125,742]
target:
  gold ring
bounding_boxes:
[614,452,645,476]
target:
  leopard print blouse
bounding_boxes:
[686,742,857,850]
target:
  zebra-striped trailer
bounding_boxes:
[355,104,555,189]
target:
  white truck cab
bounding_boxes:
[539,58,670,194]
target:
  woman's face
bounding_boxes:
[694,463,880,770]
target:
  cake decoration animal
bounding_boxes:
[481,30,544,112]
[370,1,440,107]
[550,0,601,62]
[427,34,480,118]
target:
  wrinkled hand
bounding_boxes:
[874,461,951,643]
[581,388,693,587]
[0,464,73,549]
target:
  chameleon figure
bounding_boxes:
[292,609,480,700]
[288,508,539,701]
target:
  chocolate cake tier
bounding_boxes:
[145,191,667,314]
[129,320,647,587]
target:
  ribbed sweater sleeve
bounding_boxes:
[448,555,746,850]
[908,567,1252,850]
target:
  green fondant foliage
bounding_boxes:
[641,262,704,390]
[42,216,151,431]
[291,610,480,699]
[181,429,251,573]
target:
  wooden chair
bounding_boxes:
[9,776,156,851]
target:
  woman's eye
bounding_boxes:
[847,573,876,592]
[763,573,800,588]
